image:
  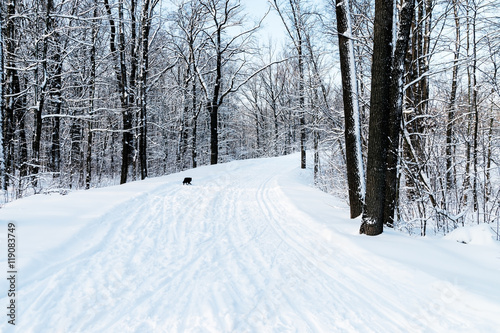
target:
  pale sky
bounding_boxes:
[241,0,287,46]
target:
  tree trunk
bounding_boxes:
[191,77,199,169]
[446,0,460,194]
[471,6,479,213]
[360,0,394,236]
[192,113,199,168]
[295,3,306,170]
[138,0,155,179]
[49,49,63,175]
[404,0,431,198]
[485,116,493,201]
[335,0,365,218]
[299,57,306,169]
[313,127,319,183]
[3,0,16,190]
[384,0,416,227]
[32,0,57,184]
[118,0,132,184]
[104,0,131,184]
[86,3,98,190]
[209,25,223,165]
[210,104,219,165]
[0,9,4,191]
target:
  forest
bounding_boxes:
[1,0,499,237]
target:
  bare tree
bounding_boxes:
[103,0,135,184]
[171,0,206,169]
[138,0,160,179]
[335,0,365,218]
[0,3,4,192]
[194,0,262,165]
[359,0,394,236]
[384,0,416,228]
[403,0,433,198]
[359,0,415,235]
[445,0,461,195]
[272,0,308,169]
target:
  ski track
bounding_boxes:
[3,156,497,332]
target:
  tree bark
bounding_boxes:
[446,0,460,194]
[360,0,394,235]
[138,0,156,179]
[210,104,219,165]
[404,0,431,197]
[49,49,63,175]
[4,0,28,189]
[86,3,98,190]
[291,0,306,169]
[384,0,416,227]
[335,0,365,218]
[191,76,199,169]
[118,0,133,184]
[209,23,223,165]
[0,5,4,191]
[104,0,132,184]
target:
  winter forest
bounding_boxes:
[1,0,499,237]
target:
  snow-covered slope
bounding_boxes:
[1,154,499,332]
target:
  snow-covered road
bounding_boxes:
[1,154,499,332]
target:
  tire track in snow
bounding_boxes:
[253,170,341,331]
[165,173,280,332]
[19,190,167,332]
[256,168,477,333]
[252,166,431,332]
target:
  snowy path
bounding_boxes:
[1,155,499,332]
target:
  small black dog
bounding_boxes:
[182,177,192,185]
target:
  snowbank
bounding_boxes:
[444,224,498,246]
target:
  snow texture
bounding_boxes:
[0,154,499,332]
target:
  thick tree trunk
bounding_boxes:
[360,0,394,236]
[384,0,416,227]
[335,0,365,218]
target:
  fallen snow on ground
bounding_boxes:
[1,154,499,332]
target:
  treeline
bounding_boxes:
[1,0,325,197]
[1,0,499,237]
[336,0,500,235]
